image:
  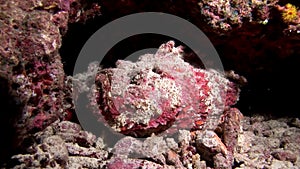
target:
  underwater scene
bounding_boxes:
[0,0,300,168]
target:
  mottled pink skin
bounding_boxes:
[95,41,241,137]
[226,82,240,106]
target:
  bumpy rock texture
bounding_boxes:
[0,0,100,163]
[234,115,300,169]
[0,0,68,162]
[6,120,109,169]
[5,116,300,169]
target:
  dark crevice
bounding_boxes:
[0,77,22,165]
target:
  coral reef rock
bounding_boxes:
[7,120,108,169]
[0,0,101,162]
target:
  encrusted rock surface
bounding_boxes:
[234,115,300,169]
[0,0,69,162]
[6,120,108,169]
[0,0,100,163]
[4,116,300,168]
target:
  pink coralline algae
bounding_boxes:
[0,0,100,157]
[0,0,67,138]
[94,41,243,137]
